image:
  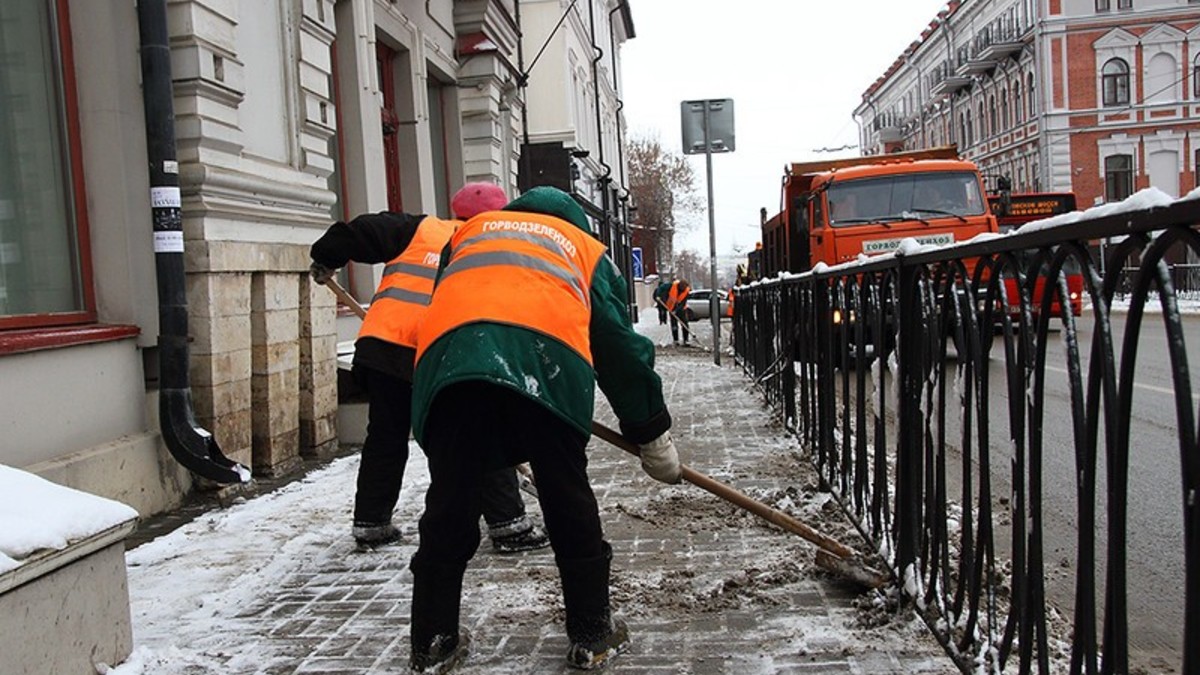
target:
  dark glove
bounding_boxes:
[310,262,336,284]
[638,431,682,484]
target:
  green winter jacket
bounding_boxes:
[411,187,670,446]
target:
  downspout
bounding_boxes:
[515,0,529,145]
[588,0,613,228]
[608,2,630,202]
[608,1,635,318]
[137,0,250,484]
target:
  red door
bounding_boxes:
[376,43,403,212]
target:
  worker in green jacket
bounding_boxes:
[406,186,680,673]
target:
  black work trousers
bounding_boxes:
[669,307,689,343]
[352,366,526,528]
[410,381,608,647]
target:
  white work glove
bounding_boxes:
[310,262,336,284]
[638,431,682,484]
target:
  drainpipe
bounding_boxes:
[137,0,249,484]
[588,0,613,227]
[607,0,635,319]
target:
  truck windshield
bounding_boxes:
[827,171,986,227]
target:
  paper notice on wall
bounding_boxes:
[150,186,181,209]
[154,231,184,253]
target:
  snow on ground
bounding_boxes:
[106,308,945,674]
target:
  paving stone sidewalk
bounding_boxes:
[125,338,959,674]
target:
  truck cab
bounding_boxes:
[762,146,998,275]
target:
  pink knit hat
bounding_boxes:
[450,182,508,219]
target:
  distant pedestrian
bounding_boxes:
[407,185,681,673]
[309,183,550,555]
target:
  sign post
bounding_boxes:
[681,98,734,365]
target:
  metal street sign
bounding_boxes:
[681,99,735,155]
[679,98,735,365]
[631,247,643,280]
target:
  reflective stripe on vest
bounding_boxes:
[357,216,457,349]
[416,210,607,365]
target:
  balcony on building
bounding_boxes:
[956,55,996,77]
[931,74,972,97]
[878,126,904,144]
[977,38,1022,62]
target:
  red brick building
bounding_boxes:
[855,0,1200,209]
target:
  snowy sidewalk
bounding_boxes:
[111,315,955,675]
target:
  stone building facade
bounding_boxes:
[0,0,635,517]
[854,0,1200,208]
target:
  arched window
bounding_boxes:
[1014,81,1023,123]
[1146,52,1176,104]
[1000,89,1009,129]
[1102,58,1130,106]
[989,95,998,134]
[1027,72,1036,117]
[978,101,987,139]
[1193,53,1200,100]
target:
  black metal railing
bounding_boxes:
[733,199,1200,675]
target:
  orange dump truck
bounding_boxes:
[987,190,1084,319]
[760,146,998,276]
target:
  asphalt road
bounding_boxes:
[991,312,1196,672]
[960,312,1195,667]
[829,310,1196,672]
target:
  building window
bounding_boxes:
[1102,58,1130,106]
[0,0,93,329]
[1027,72,1036,118]
[1000,89,1009,129]
[1117,0,1131,7]
[1105,154,1134,202]
[1193,54,1200,98]
[1014,81,1023,123]
[1096,0,1109,10]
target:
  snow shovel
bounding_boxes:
[322,277,367,320]
[591,421,889,590]
[654,298,709,352]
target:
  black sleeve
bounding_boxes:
[310,211,427,268]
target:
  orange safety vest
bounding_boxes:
[666,281,689,311]
[357,216,457,349]
[725,288,734,317]
[416,210,608,365]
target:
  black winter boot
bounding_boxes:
[559,541,630,670]
[410,564,467,672]
[352,520,401,550]
[410,628,470,674]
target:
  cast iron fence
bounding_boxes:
[732,197,1200,675]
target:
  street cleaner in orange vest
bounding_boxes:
[309,183,549,555]
[407,186,681,673]
[665,278,691,345]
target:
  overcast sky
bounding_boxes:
[619,1,949,258]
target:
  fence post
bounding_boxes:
[895,262,923,582]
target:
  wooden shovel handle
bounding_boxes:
[590,421,854,559]
[322,278,367,320]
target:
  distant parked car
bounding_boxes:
[683,288,731,321]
